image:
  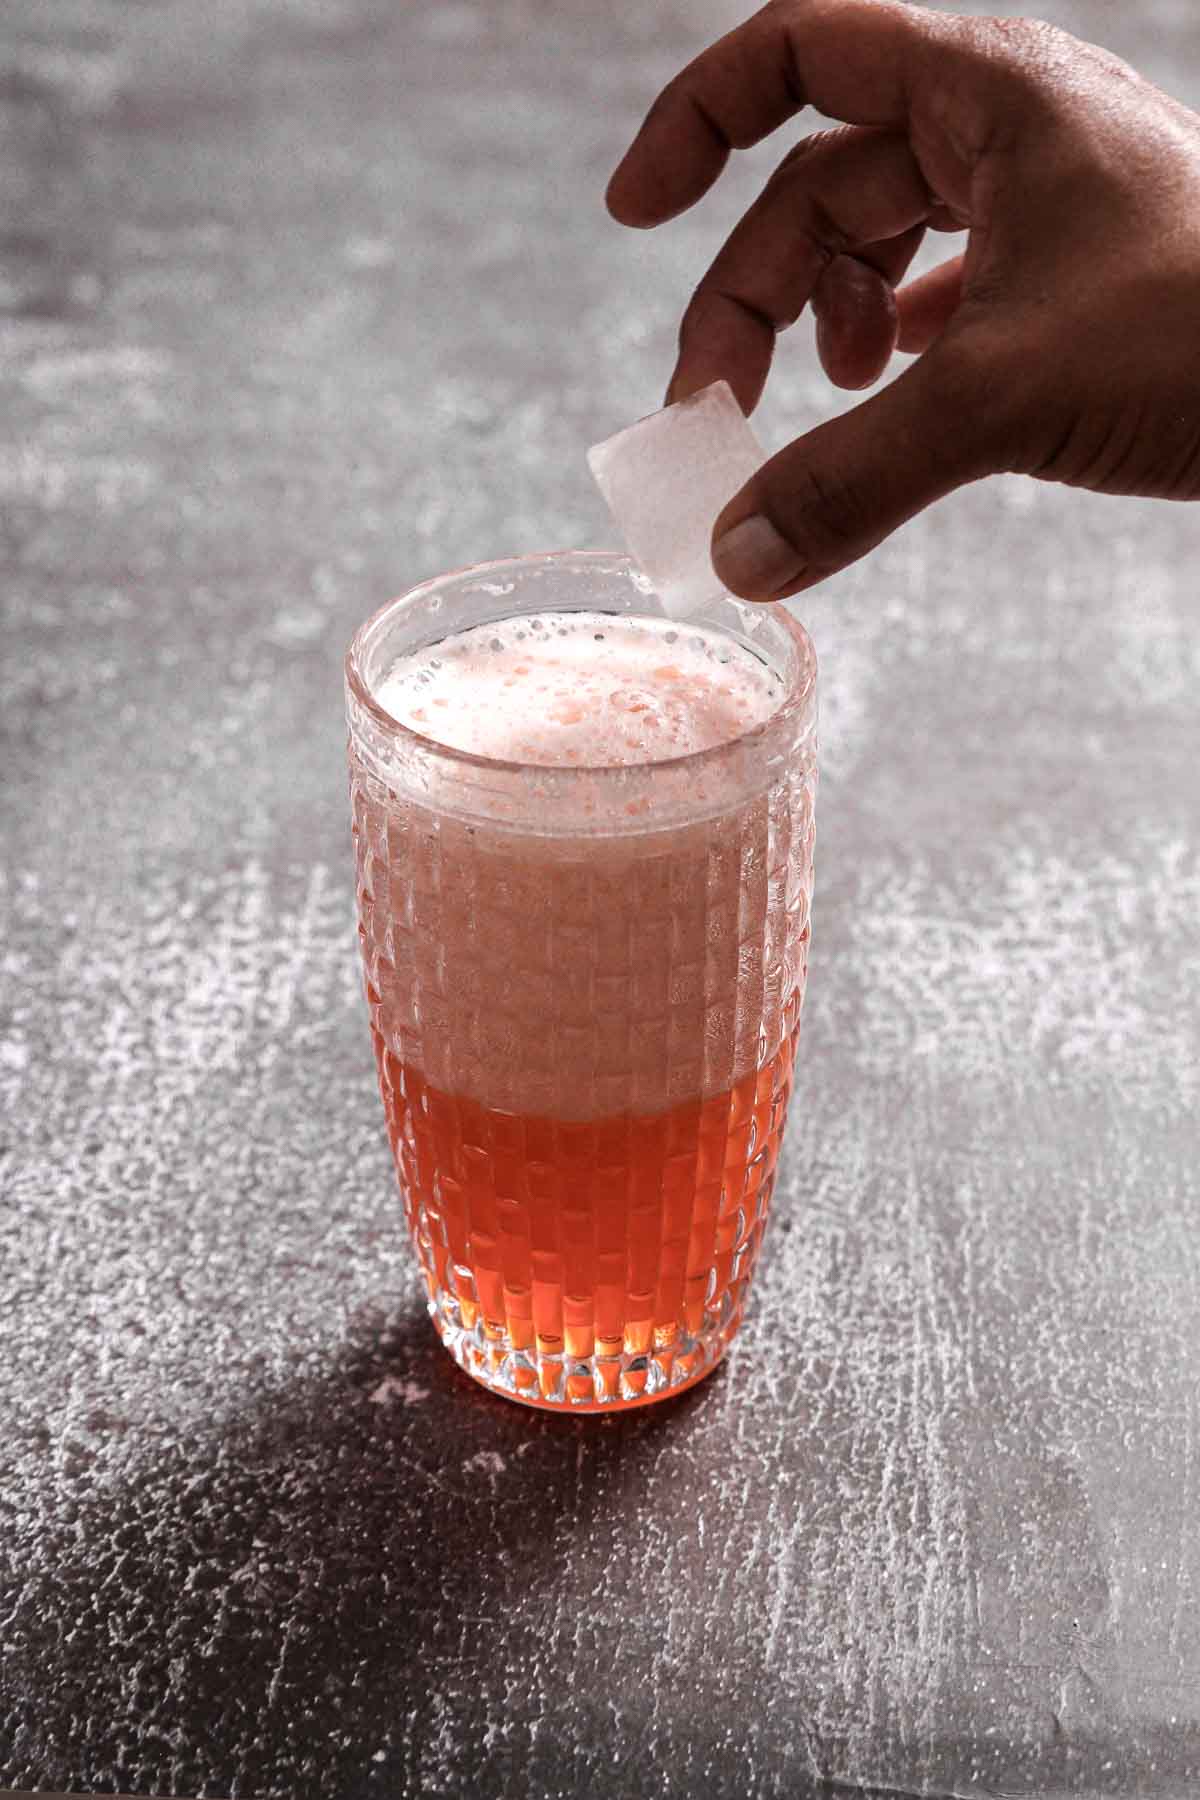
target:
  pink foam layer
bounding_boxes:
[373,610,783,768]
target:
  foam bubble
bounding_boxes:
[373,611,783,768]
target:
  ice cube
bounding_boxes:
[587,380,766,619]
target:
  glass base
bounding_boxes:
[430,1294,744,1411]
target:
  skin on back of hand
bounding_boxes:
[607,0,1200,599]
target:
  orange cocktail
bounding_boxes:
[346,553,816,1410]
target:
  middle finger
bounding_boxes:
[668,124,937,412]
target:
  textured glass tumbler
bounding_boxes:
[346,552,817,1410]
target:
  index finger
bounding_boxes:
[606,0,950,228]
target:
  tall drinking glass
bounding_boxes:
[346,552,817,1410]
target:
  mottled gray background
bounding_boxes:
[2,1,1199,1796]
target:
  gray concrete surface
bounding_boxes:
[2,1,1199,1795]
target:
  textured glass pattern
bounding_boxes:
[346,553,817,1410]
[349,750,816,1410]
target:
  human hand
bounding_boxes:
[607,0,1200,599]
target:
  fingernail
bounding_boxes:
[712,514,804,598]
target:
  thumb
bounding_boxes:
[711,342,1001,600]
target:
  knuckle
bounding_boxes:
[962,15,1071,75]
[679,282,773,344]
[774,124,859,177]
[956,16,1147,123]
[780,458,871,551]
[936,17,1086,147]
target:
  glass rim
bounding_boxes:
[345,548,817,783]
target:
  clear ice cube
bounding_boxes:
[587,381,766,619]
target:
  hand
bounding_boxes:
[607,0,1200,599]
